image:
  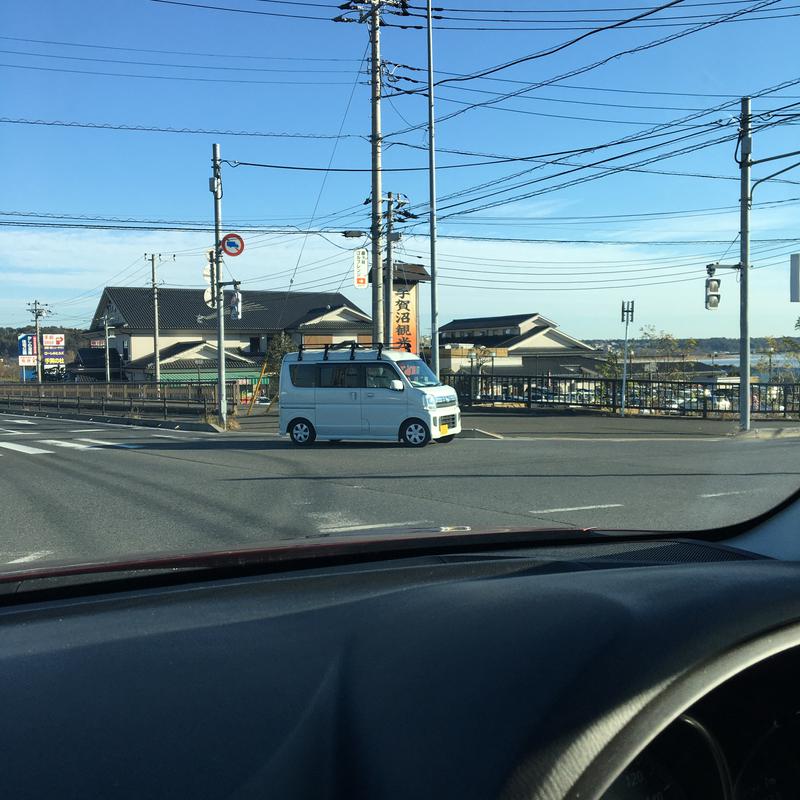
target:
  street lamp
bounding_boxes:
[768,346,775,382]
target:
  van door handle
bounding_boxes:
[366,392,375,397]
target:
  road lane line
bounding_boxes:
[318,520,432,534]
[8,550,54,564]
[37,439,94,450]
[699,490,749,498]
[8,420,35,425]
[0,442,53,455]
[70,429,103,432]
[151,434,198,440]
[529,504,623,514]
[76,438,143,449]
[0,429,36,435]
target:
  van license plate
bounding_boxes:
[440,424,449,435]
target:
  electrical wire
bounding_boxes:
[385,0,781,134]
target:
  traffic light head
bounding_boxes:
[705,277,721,310]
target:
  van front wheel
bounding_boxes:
[400,419,430,448]
[288,418,316,446]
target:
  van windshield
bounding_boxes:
[396,359,441,388]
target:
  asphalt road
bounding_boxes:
[1,412,798,567]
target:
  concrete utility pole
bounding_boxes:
[146,253,161,384]
[27,300,49,383]
[620,301,634,416]
[210,143,227,427]
[739,97,752,432]
[426,0,440,377]
[384,191,394,340]
[103,314,111,383]
[369,0,384,344]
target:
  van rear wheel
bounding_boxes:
[288,419,316,446]
[400,419,430,448]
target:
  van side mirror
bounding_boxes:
[390,379,404,392]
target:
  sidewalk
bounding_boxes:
[232,405,800,439]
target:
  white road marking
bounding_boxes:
[0,441,53,455]
[70,429,103,432]
[699,490,749,498]
[529,504,623,514]
[37,439,94,450]
[151,433,197,440]
[496,436,728,443]
[318,520,432,534]
[76,438,142,449]
[9,420,35,425]
[7,550,54,564]
[0,428,36,435]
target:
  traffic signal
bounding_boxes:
[705,276,721,309]
[231,290,243,320]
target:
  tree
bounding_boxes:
[597,347,621,379]
[264,333,295,394]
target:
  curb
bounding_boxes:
[0,409,221,433]
[736,427,800,440]
[458,428,504,440]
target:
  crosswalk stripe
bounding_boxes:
[0,442,53,455]
[37,439,94,450]
[76,438,142,449]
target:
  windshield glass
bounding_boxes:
[397,359,441,388]
[1,1,799,572]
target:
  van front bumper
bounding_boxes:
[429,408,462,439]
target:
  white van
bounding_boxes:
[279,344,461,447]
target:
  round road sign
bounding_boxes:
[221,233,245,257]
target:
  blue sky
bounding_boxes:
[2,0,800,341]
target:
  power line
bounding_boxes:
[386,0,781,134]
[150,0,333,20]
[0,62,360,84]
[0,47,361,73]
[388,7,800,30]
[0,35,362,61]
[0,116,364,139]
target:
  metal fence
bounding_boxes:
[442,373,800,418]
[0,381,242,420]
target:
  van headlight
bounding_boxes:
[424,395,437,411]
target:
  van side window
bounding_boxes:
[319,364,362,388]
[365,363,399,389]
[289,364,318,387]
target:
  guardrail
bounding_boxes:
[441,374,800,419]
[0,381,242,420]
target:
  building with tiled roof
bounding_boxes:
[85,287,371,381]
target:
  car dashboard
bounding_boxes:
[2,499,800,799]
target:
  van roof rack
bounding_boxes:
[296,341,412,362]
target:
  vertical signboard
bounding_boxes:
[42,333,66,373]
[353,248,368,289]
[390,284,419,354]
[17,334,37,380]
[791,253,799,303]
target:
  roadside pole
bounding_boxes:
[426,0,439,377]
[146,253,161,385]
[384,192,394,341]
[739,97,751,432]
[370,0,384,344]
[210,143,227,428]
[620,301,634,416]
[27,300,48,384]
[103,314,111,383]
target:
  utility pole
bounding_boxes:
[26,300,49,384]
[103,314,111,383]
[620,301,634,416]
[369,0,384,344]
[426,0,439,377]
[210,143,227,427]
[146,253,161,385]
[384,192,394,340]
[739,96,751,432]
